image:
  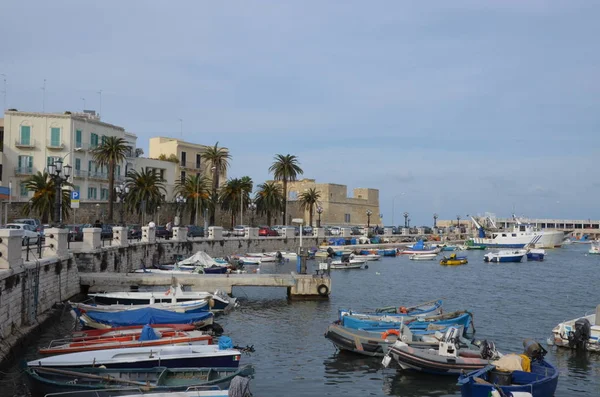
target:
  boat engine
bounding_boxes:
[523,339,547,360]
[568,318,591,350]
[480,340,500,360]
[439,327,461,357]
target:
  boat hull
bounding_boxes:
[472,230,564,249]
[550,312,600,352]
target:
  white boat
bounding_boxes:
[589,241,600,255]
[469,217,564,249]
[549,305,600,352]
[71,299,210,313]
[355,254,381,261]
[483,249,527,263]
[27,345,242,369]
[88,286,236,312]
[329,258,367,269]
[243,253,280,263]
[409,253,437,261]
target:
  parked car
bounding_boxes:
[302,226,313,235]
[271,225,284,236]
[187,225,205,238]
[329,226,341,236]
[155,225,173,239]
[222,229,232,237]
[258,226,278,237]
[13,218,41,228]
[101,225,113,239]
[66,224,84,242]
[5,223,40,245]
[350,226,362,235]
[127,225,142,240]
[232,225,248,237]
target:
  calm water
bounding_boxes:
[4,244,600,396]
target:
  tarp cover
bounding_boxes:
[413,240,424,250]
[219,336,233,350]
[177,251,223,269]
[139,324,161,341]
[85,307,213,326]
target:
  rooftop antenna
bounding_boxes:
[42,79,46,112]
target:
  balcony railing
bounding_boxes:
[89,171,108,180]
[15,167,34,175]
[73,169,88,178]
[47,141,65,150]
[180,161,202,170]
[15,139,36,148]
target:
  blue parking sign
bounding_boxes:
[71,191,80,208]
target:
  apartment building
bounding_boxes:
[2,110,176,202]
[148,137,228,184]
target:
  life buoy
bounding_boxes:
[381,329,400,339]
[317,284,329,297]
[398,306,408,314]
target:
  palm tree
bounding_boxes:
[269,154,303,225]
[175,174,211,225]
[203,142,231,225]
[125,169,166,222]
[92,136,129,222]
[21,171,72,223]
[219,177,252,228]
[255,181,283,226]
[298,188,321,227]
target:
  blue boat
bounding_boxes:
[74,307,214,329]
[483,249,527,263]
[526,249,545,261]
[341,311,473,333]
[341,299,443,319]
[458,360,558,397]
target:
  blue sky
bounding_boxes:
[1,1,599,225]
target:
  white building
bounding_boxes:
[2,110,177,202]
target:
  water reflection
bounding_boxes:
[383,370,457,397]
[323,351,382,384]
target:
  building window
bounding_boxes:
[20,182,28,197]
[20,125,31,145]
[116,165,121,176]
[88,187,97,199]
[75,129,82,147]
[181,151,187,167]
[180,170,186,181]
[47,156,61,167]
[18,155,33,173]
[100,188,109,200]
[160,169,165,180]
[101,135,107,145]
[90,133,98,148]
[289,191,298,200]
[75,158,81,170]
[196,154,201,168]
[50,127,61,147]
[345,214,351,223]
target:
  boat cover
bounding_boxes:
[412,240,425,250]
[138,324,162,341]
[83,307,214,327]
[219,336,233,350]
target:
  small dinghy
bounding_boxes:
[69,324,196,340]
[440,253,468,266]
[71,299,210,314]
[526,249,545,261]
[117,376,252,397]
[458,340,558,397]
[356,254,381,261]
[329,254,368,269]
[409,253,437,261]
[484,249,527,263]
[74,307,214,330]
[382,327,501,375]
[340,310,473,334]
[549,304,600,352]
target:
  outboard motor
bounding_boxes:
[480,340,499,360]
[341,254,351,264]
[275,251,283,261]
[439,327,461,357]
[523,339,547,360]
[568,318,591,350]
[327,247,335,258]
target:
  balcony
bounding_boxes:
[47,141,65,150]
[89,171,108,180]
[15,139,36,149]
[15,167,34,176]
[73,169,88,179]
[180,161,202,170]
[74,142,89,151]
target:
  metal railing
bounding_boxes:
[15,166,35,175]
[46,141,65,149]
[180,161,202,169]
[22,236,44,261]
[15,138,36,147]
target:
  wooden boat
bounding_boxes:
[39,328,212,355]
[374,298,444,315]
[88,286,236,312]
[484,249,527,263]
[458,340,558,397]
[340,310,473,333]
[329,261,366,270]
[25,365,254,396]
[440,254,468,266]
[409,253,437,261]
[27,345,242,369]
[72,299,210,314]
[70,324,196,340]
[549,304,600,352]
[382,327,501,375]
[75,307,214,330]
[458,360,558,397]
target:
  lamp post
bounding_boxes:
[433,213,438,229]
[157,206,161,226]
[115,182,130,226]
[248,202,257,226]
[316,206,323,228]
[175,195,186,226]
[403,212,409,229]
[456,215,461,228]
[48,158,72,227]
[366,209,373,230]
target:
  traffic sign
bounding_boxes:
[71,191,80,209]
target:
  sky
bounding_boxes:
[1,1,599,225]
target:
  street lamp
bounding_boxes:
[433,213,438,229]
[316,206,323,228]
[248,202,257,226]
[175,195,186,226]
[115,182,130,226]
[456,215,461,228]
[403,212,409,228]
[366,209,373,229]
[48,158,71,227]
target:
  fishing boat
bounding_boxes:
[340,310,473,334]
[74,307,214,330]
[440,254,468,266]
[483,250,527,263]
[71,299,210,314]
[329,260,366,270]
[88,286,236,312]
[400,240,441,255]
[409,253,437,261]
[69,324,196,340]
[116,376,252,397]
[355,254,381,261]
[39,325,213,355]
[526,249,545,261]
[382,327,501,375]
[441,245,459,251]
[469,216,564,248]
[378,249,398,257]
[464,240,486,250]
[458,340,558,397]
[374,299,444,316]
[27,344,242,369]
[25,365,254,396]
[588,241,600,255]
[549,304,600,352]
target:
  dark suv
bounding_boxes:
[187,225,205,238]
[155,226,173,239]
[128,225,142,240]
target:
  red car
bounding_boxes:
[258,226,278,237]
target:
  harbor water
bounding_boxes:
[4,244,600,396]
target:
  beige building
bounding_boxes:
[148,137,228,185]
[284,179,381,227]
[2,110,177,202]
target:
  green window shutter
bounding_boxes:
[101,135,107,145]
[75,130,82,146]
[20,126,31,145]
[75,158,81,170]
[27,156,33,168]
[47,157,54,167]
[116,165,121,176]
[50,128,60,147]
[20,182,28,197]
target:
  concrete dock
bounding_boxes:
[80,272,332,299]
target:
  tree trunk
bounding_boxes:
[107,160,115,222]
[282,179,288,225]
[189,207,195,225]
[267,211,271,226]
[231,212,235,229]
[209,167,219,226]
[309,206,314,228]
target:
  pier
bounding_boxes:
[80,272,331,299]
